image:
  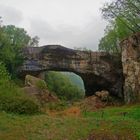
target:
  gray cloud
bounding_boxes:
[29,17,107,50]
[0,5,23,25]
[0,0,110,50]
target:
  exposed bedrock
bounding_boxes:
[20,45,123,98]
[121,32,140,103]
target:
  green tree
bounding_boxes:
[29,36,40,47]
[99,0,140,53]
[102,0,140,32]
[0,21,39,77]
[2,25,31,47]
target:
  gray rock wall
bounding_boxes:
[121,32,140,103]
[21,45,123,97]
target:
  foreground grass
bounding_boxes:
[0,104,140,140]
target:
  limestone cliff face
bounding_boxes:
[21,45,123,97]
[121,32,140,103]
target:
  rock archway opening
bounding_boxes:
[21,70,122,98]
[80,73,114,97]
[44,71,85,100]
[21,45,123,99]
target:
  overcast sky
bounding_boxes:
[0,0,111,50]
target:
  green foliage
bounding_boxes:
[0,62,10,83]
[0,64,40,114]
[62,72,85,91]
[0,83,40,114]
[0,104,140,139]
[36,80,47,90]
[0,25,29,76]
[45,72,85,101]
[2,25,31,47]
[0,21,39,78]
[99,0,140,53]
[0,93,40,115]
[102,0,140,32]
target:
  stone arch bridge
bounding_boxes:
[20,45,123,97]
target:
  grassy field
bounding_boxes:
[0,104,140,140]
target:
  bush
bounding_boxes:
[0,96,40,114]
[45,72,85,101]
[0,63,40,114]
[0,83,40,114]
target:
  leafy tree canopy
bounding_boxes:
[99,0,140,53]
[0,17,39,77]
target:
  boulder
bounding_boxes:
[95,90,109,101]
[23,75,59,104]
[25,75,47,90]
[79,95,105,111]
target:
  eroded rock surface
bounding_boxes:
[20,45,123,97]
[95,90,109,101]
[22,75,58,104]
[25,75,47,88]
[121,32,140,103]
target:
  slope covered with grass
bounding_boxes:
[0,104,140,140]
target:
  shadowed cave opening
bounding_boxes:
[21,68,121,98]
[81,74,113,96]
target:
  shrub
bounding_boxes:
[0,83,40,114]
[0,63,40,114]
[45,72,85,101]
[0,96,40,114]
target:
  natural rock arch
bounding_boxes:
[20,45,123,97]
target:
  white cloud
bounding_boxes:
[0,0,111,50]
[0,5,23,25]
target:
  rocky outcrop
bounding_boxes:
[25,75,47,89]
[95,90,109,101]
[20,33,140,103]
[121,32,140,103]
[20,45,123,98]
[22,75,58,104]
